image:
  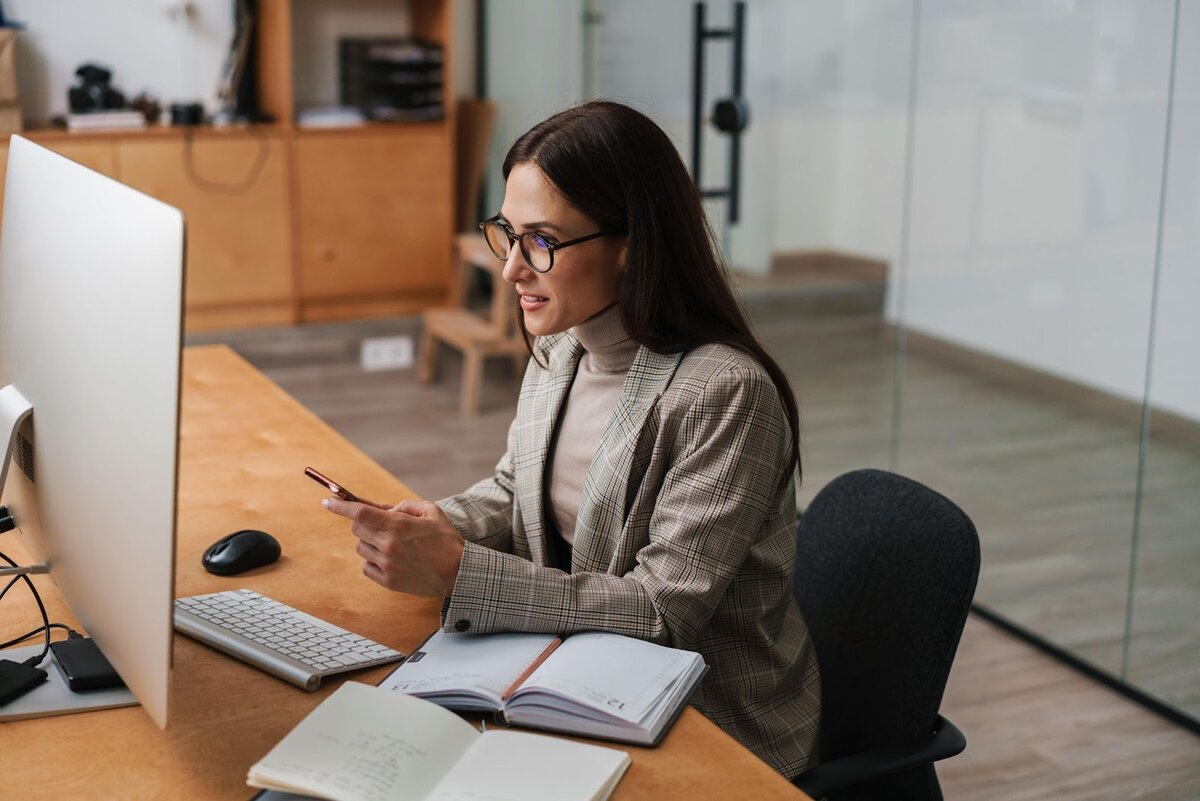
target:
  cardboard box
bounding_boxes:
[0,28,16,104]
[0,101,22,134]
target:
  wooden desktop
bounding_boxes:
[2,345,808,800]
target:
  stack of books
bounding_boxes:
[66,111,147,133]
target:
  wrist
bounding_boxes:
[443,536,465,597]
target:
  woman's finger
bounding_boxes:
[355,538,381,561]
[361,559,387,587]
[322,497,397,529]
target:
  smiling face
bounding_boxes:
[498,163,626,337]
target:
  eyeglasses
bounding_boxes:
[478,216,623,274]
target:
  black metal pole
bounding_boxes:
[728,1,745,223]
[691,2,705,189]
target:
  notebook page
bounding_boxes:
[378,631,559,703]
[426,730,631,801]
[517,631,701,724]
[248,682,479,801]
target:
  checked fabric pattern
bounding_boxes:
[436,331,821,777]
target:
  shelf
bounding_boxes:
[293,119,448,137]
[16,118,451,144]
[22,123,290,143]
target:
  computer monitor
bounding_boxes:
[0,136,185,728]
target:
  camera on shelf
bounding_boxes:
[67,64,125,113]
[170,102,205,126]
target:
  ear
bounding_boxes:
[616,237,630,276]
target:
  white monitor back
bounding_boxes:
[0,136,185,729]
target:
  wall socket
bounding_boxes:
[360,336,414,372]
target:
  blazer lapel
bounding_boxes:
[516,333,583,566]
[572,346,684,572]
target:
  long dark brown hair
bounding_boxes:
[503,100,801,478]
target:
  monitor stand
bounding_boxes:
[0,643,137,721]
[1,384,138,721]
[0,384,33,497]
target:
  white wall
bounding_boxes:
[731,0,845,273]
[1148,0,1200,424]
[893,1,1195,421]
[5,0,477,126]
[7,0,235,125]
[593,0,1200,422]
[732,0,1194,422]
[482,0,585,215]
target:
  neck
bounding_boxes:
[572,304,637,373]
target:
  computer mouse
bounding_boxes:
[201,529,281,576]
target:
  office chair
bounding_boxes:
[791,469,979,801]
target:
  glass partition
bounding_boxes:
[1126,0,1200,721]
[894,0,1175,677]
[483,0,1199,727]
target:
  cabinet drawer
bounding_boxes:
[294,130,452,302]
[117,134,294,310]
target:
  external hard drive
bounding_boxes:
[48,638,124,691]
[0,659,48,705]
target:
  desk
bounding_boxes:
[3,345,809,800]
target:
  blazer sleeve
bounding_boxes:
[440,364,791,648]
[434,416,517,554]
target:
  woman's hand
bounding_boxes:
[322,497,464,597]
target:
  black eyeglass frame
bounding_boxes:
[478,216,625,274]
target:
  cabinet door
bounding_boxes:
[294,129,452,319]
[0,139,116,228]
[117,134,294,328]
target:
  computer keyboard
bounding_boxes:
[174,589,405,691]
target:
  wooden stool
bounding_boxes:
[417,233,528,415]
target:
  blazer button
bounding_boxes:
[454,619,471,632]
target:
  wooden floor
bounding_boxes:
[941,616,1200,801]
[189,310,1200,801]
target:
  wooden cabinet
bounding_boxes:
[1,0,456,332]
[0,139,117,227]
[118,134,295,330]
[295,127,452,321]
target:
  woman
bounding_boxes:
[322,101,820,778]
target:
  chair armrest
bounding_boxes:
[793,714,966,798]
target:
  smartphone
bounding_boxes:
[305,466,366,504]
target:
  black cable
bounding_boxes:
[0,573,21,602]
[0,550,51,667]
[183,125,270,196]
[0,622,75,650]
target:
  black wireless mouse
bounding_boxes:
[201,529,281,576]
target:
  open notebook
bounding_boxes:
[248,682,630,801]
[377,630,707,746]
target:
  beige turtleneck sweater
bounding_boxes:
[546,304,639,547]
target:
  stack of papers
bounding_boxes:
[297,106,367,128]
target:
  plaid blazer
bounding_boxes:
[436,331,820,777]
